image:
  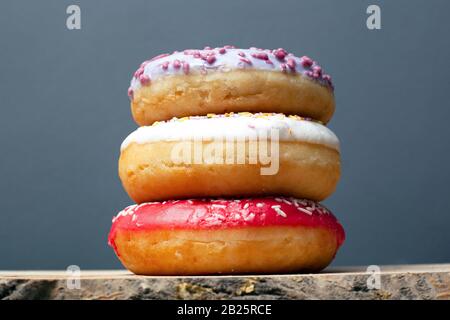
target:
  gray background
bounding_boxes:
[0,0,449,270]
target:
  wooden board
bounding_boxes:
[0,264,449,300]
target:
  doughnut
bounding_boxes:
[119,113,341,203]
[108,197,345,275]
[128,46,335,126]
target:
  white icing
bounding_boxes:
[129,48,332,91]
[120,114,340,151]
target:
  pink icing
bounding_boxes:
[108,197,345,255]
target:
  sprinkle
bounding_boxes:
[187,200,193,204]
[275,198,283,202]
[182,61,190,74]
[243,203,249,209]
[211,204,226,209]
[173,59,181,69]
[256,203,264,208]
[218,48,226,54]
[206,55,216,64]
[286,58,296,71]
[313,65,322,77]
[239,58,252,65]
[298,207,313,215]
[271,205,287,218]
[251,52,269,60]
[184,49,199,55]
[134,67,144,79]
[214,213,225,220]
[301,56,313,67]
[273,48,287,60]
[139,74,151,86]
[161,61,170,70]
[244,213,255,221]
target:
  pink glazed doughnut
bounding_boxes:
[128,46,335,125]
[108,197,345,275]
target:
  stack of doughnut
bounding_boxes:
[108,46,345,275]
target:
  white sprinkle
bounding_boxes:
[256,203,264,208]
[244,213,255,221]
[187,200,193,204]
[275,198,283,202]
[132,214,137,222]
[271,205,287,218]
[243,203,249,209]
[281,199,292,205]
[203,216,222,226]
[214,214,225,220]
[298,200,308,206]
[211,204,226,209]
[298,207,313,215]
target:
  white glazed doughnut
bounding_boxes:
[119,113,341,203]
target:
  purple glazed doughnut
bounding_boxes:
[128,46,335,125]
